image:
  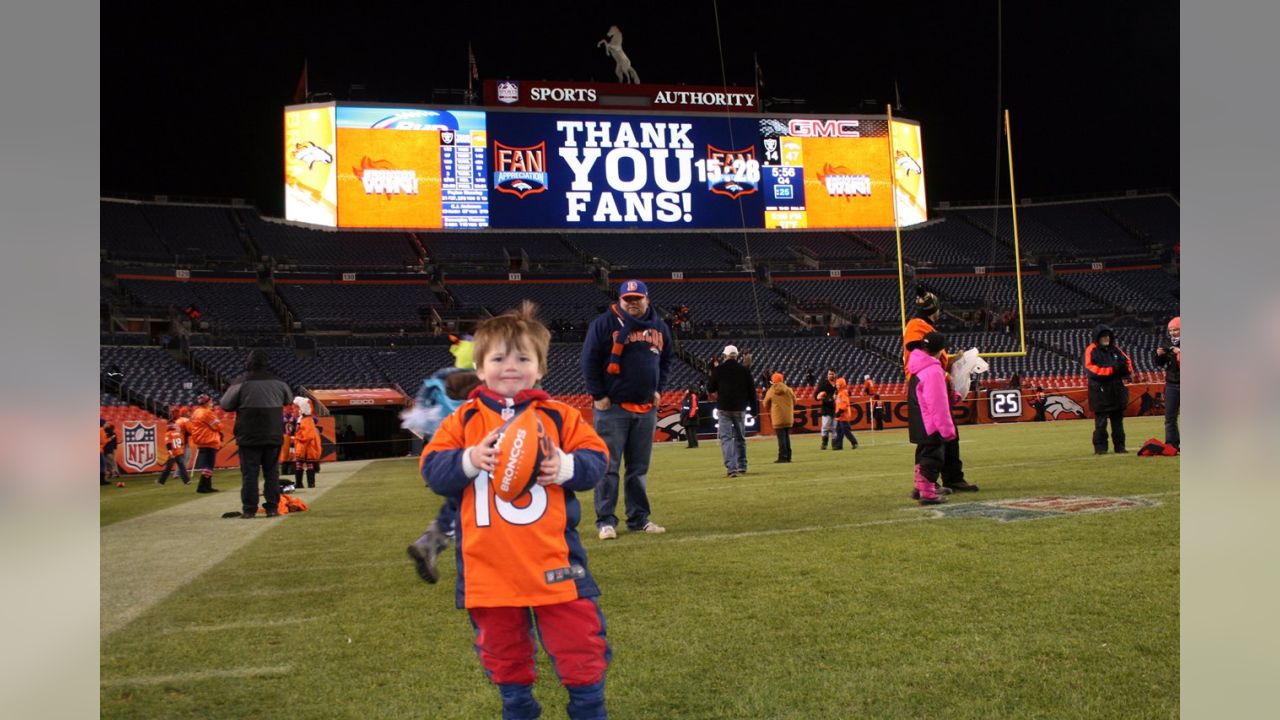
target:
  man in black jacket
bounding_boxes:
[220,350,294,518]
[814,368,838,449]
[1083,325,1134,454]
[707,345,756,477]
[1154,316,1180,449]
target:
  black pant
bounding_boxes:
[1093,410,1126,452]
[682,413,699,447]
[1164,383,1180,449]
[238,444,282,514]
[775,427,791,460]
[158,455,190,484]
[915,434,946,482]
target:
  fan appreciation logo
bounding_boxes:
[817,164,872,199]
[706,145,759,199]
[122,422,157,472]
[493,141,548,198]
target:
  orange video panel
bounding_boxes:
[335,127,443,228]
[284,107,338,226]
[799,136,893,228]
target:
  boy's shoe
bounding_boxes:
[598,525,617,541]
[642,521,666,534]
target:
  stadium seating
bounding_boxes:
[274,281,441,333]
[575,233,737,270]
[1096,195,1180,248]
[143,204,247,262]
[116,278,282,334]
[859,218,1015,267]
[101,201,172,262]
[421,232,581,269]
[240,210,421,268]
[640,279,795,328]
[1055,269,1179,315]
[771,276,908,322]
[444,279,610,322]
[100,346,220,408]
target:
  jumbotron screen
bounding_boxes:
[284,103,926,230]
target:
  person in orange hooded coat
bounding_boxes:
[292,397,321,489]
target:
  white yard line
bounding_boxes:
[100,460,374,638]
[100,665,293,687]
[160,616,325,635]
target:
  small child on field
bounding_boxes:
[419,302,612,720]
[906,332,961,505]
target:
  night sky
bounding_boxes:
[101,1,1177,218]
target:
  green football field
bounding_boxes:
[100,416,1179,719]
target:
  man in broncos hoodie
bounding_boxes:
[1083,324,1135,454]
[581,280,673,540]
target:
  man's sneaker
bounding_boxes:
[642,521,666,534]
[942,480,980,492]
[598,525,617,541]
[240,511,256,519]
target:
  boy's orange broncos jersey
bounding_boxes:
[835,388,853,421]
[164,422,186,457]
[188,407,222,448]
[420,388,609,610]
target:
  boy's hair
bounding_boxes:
[473,300,551,374]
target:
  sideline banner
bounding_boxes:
[109,415,338,474]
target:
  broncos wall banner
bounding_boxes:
[630,383,1168,441]
[103,413,337,475]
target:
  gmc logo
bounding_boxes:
[788,119,861,138]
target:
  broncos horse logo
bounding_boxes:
[895,150,922,176]
[293,141,333,169]
[1044,395,1085,419]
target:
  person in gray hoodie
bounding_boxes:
[220,350,294,517]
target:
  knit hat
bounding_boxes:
[771,372,784,384]
[915,287,940,316]
[921,331,948,354]
[723,345,739,357]
[293,396,312,416]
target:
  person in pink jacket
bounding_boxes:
[906,332,962,505]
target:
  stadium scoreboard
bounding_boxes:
[285,99,926,231]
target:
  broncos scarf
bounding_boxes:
[606,303,653,376]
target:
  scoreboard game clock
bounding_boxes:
[989,389,1023,419]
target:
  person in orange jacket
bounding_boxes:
[831,378,859,450]
[278,406,298,492]
[188,394,224,493]
[157,407,192,486]
[292,396,322,489]
[902,288,978,493]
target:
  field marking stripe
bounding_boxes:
[100,460,376,638]
[100,665,293,687]
[604,490,1180,547]
[234,558,406,576]
[160,616,325,635]
[200,584,344,600]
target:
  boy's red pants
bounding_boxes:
[468,597,610,686]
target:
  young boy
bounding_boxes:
[157,407,192,486]
[292,397,321,488]
[420,302,611,720]
[907,332,960,505]
[762,372,795,463]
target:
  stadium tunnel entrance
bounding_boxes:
[307,388,414,461]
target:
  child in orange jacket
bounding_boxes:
[831,378,859,450]
[188,395,223,493]
[420,302,611,720]
[292,397,321,489]
[157,407,192,486]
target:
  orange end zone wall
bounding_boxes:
[103,412,337,474]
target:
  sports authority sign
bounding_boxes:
[484,80,759,113]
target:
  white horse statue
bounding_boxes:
[598,26,640,84]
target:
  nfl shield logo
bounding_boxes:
[122,421,157,472]
[497,81,519,104]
